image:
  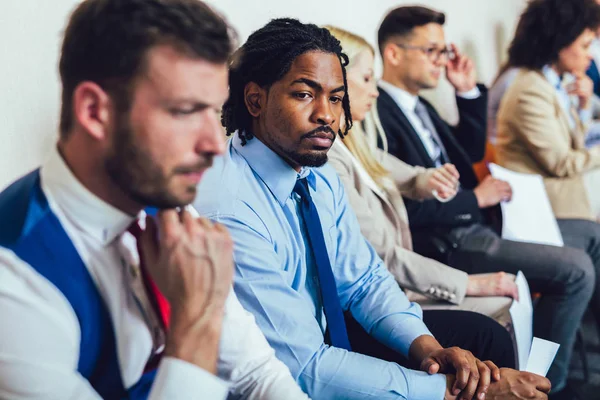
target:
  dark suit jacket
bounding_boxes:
[377,84,498,236]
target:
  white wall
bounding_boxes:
[0,0,526,190]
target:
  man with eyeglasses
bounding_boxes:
[375,6,595,396]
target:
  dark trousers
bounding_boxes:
[440,223,595,392]
[345,309,516,372]
[558,218,600,324]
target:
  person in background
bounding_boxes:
[196,17,550,400]
[584,40,600,149]
[489,0,600,149]
[0,1,310,398]
[324,25,517,329]
[582,0,600,146]
[586,37,600,101]
[495,0,600,221]
[376,5,595,398]
[496,1,600,386]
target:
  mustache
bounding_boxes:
[173,156,214,174]
[301,126,336,141]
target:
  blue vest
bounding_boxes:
[0,170,156,399]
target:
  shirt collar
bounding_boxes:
[378,79,419,113]
[542,65,563,89]
[40,145,139,246]
[231,131,317,207]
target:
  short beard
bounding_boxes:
[292,151,329,168]
[104,113,193,210]
[269,139,330,169]
[263,127,334,169]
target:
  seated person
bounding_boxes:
[496,0,600,221]
[496,0,600,351]
[587,34,600,100]
[489,66,600,148]
[583,26,600,146]
[375,5,595,397]
[0,1,310,398]
[489,0,600,149]
[324,25,516,326]
[195,17,550,400]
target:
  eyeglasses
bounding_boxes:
[394,43,455,62]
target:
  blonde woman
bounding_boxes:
[324,25,517,322]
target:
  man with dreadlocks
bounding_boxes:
[0,1,311,398]
[196,18,550,400]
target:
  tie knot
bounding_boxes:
[414,100,427,115]
[127,220,143,240]
[293,178,310,201]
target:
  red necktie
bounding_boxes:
[127,221,171,330]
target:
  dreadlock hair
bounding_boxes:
[221,18,353,145]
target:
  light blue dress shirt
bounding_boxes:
[195,132,446,399]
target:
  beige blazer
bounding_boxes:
[328,140,469,304]
[496,69,600,220]
[328,141,512,322]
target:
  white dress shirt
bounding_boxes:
[378,80,480,167]
[0,146,309,400]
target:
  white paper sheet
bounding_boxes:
[525,337,560,377]
[488,163,564,247]
[509,271,559,375]
[509,271,533,370]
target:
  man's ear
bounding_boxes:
[383,42,403,67]
[72,81,112,141]
[244,82,265,117]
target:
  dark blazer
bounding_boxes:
[377,84,494,232]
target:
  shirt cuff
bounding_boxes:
[390,308,434,356]
[580,107,593,124]
[149,357,230,400]
[456,86,481,99]
[405,369,447,400]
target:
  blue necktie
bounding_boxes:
[294,178,352,350]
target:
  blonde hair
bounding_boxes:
[324,25,392,190]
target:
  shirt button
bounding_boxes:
[428,287,436,294]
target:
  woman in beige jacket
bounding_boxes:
[495,0,600,339]
[325,26,517,324]
[496,0,600,221]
